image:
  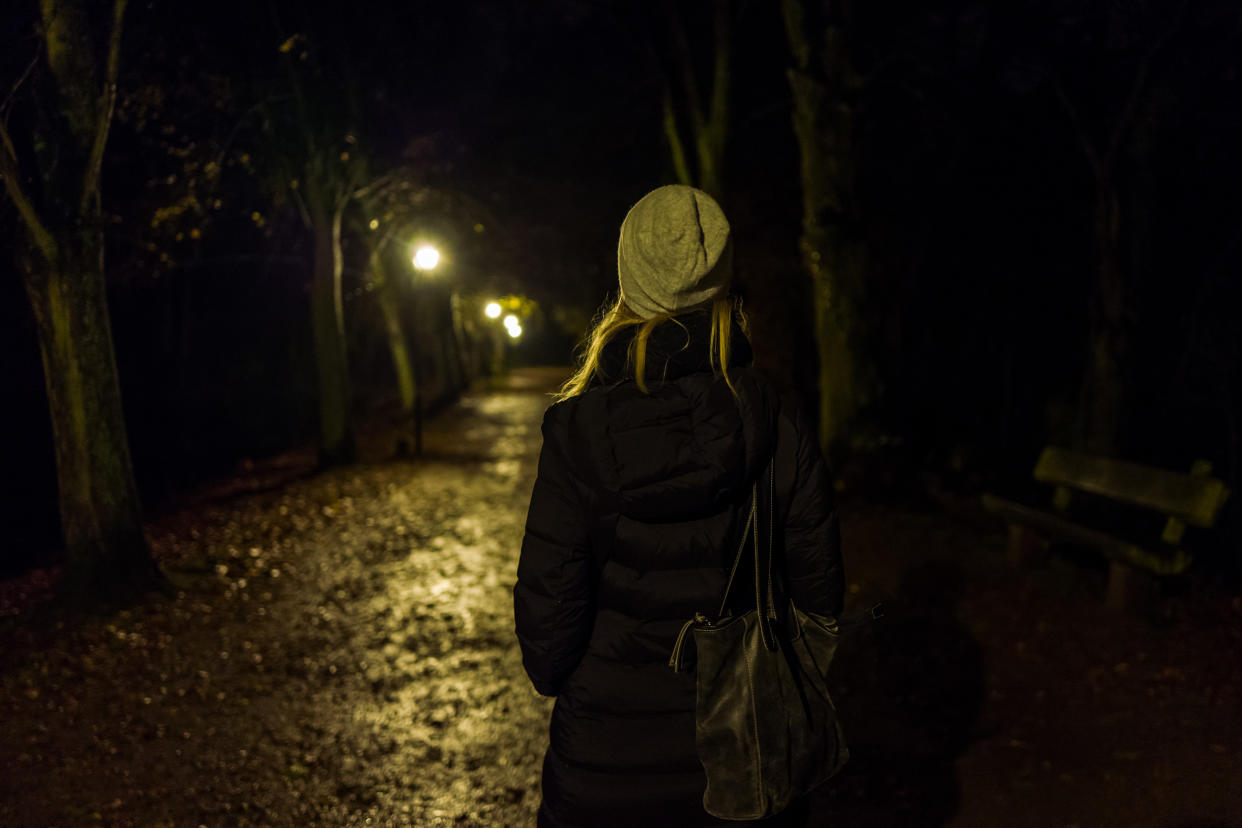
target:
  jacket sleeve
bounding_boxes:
[513,406,595,697]
[782,404,845,617]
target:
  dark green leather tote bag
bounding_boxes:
[669,462,851,821]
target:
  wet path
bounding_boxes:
[3,365,1239,827]
[0,368,565,827]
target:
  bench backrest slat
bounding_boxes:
[1034,447,1230,528]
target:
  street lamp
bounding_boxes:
[405,242,441,457]
[412,244,439,271]
[503,313,522,341]
[484,301,502,319]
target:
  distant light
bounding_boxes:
[507,323,522,339]
[412,245,439,270]
[503,314,518,329]
[369,219,379,230]
[484,302,502,319]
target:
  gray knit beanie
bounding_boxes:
[617,184,732,319]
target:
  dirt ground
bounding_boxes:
[2,366,1240,828]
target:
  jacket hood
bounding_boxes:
[564,312,776,522]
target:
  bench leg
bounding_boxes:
[1006,524,1048,567]
[1106,562,1156,613]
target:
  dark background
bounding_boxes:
[3,0,1240,577]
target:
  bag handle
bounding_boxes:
[758,460,778,650]
[714,459,780,651]
[716,486,757,619]
[669,460,782,671]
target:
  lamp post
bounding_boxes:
[408,244,439,454]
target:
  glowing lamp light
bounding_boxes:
[484,302,502,319]
[503,313,522,339]
[412,245,440,271]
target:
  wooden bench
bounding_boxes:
[982,447,1230,610]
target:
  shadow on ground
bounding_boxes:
[809,561,984,827]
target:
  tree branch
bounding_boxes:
[376,222,398,254]
[1053,79,1104,180]
[80,0,127,213]
[661,3,705,133]
[289,177,312,229]
[0,118,57,262]
[708,0,731,130]
[699,0,731,192]
[780,0,811,72]
[1103,0,1188,168]
[351,169,399,203]
[662,89,693,185]
[1,49,41,116]
[39,0,98,143]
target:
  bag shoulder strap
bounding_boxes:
[714,459,780,651]
[717,479,758,618]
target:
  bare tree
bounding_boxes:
[353,171,420,448]
[1052,0,1189,455]
[260,31,366,467]
[0,0,160,591]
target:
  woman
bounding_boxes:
[514,185,844,827]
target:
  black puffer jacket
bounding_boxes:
[515,312,844,828]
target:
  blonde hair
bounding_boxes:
[554,294,747,402]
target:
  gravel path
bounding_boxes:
[1,368,564,827]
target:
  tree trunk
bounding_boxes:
[436,288,465,398]
[1057,11,1179,459]
[802,232,865,462]
[1077,175,1127,456]
[448,291,468,393]
[1,0,158,592]
[19,233,154,589]
[370,253,416,416]
[309,203,355,466]
[782,0,869,461]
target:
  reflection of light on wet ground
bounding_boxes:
[424,392,545,472]
[484,459,521,479]
[229,373,568,822]
[0,368,570,827]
